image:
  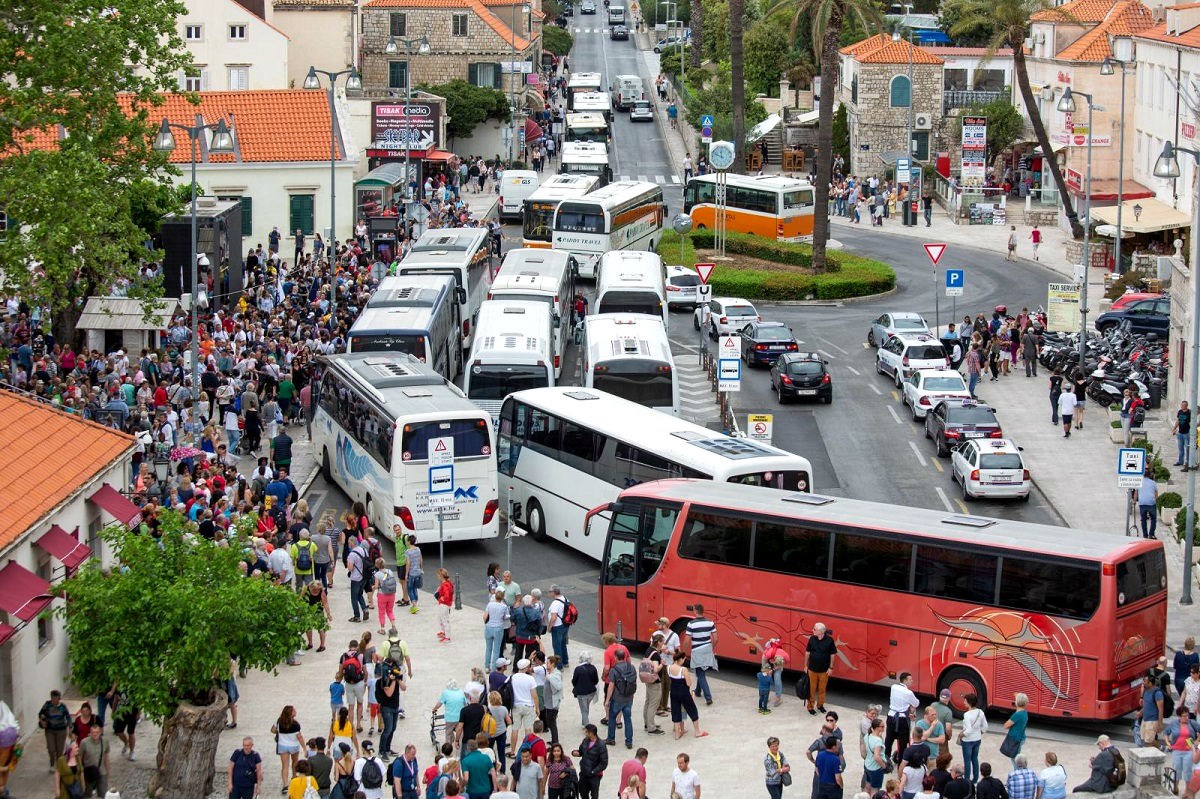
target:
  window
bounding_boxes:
[851,75,858,105]
[890,75,911,108]
[753,521,830,577]
[182,66,207,92]
[390,12,407,36]
[37,615,52,651]
[559,420,604,473]
[400,419,490,461]
[288,194,314,237]
[524,406,562,455]
[217,195,253,235]
[911,131,930,161]
[228,24,247,40]
[185,24,203,40]
[678,510,752,566]
[605,535,637,586]
[452,13,469,36]
[914,546,996,603]
[1117,550,1167,606]
[388,61,409,90]
[638,503,679,581]
[833,532,912,590]
[227,66,249,90]
[469,62,500,89]
[997,556,1099,620]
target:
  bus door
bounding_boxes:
[600,499,679,642]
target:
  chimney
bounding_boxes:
[1167,3,1200,35]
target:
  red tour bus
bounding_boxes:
[590,480,1167,720]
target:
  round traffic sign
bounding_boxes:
[753,422,767,434]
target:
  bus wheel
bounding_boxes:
[526,498,548,542]
[322,449,332,481]
[937,666,986,716]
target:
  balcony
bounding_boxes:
[944,89,1006,112]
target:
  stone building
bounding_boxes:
[839,34,948,177]
[360,0,543,106]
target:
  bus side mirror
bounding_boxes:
[457,288,468,304]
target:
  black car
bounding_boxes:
[610,23,629,39]
[770,352,832,404]
[738,321,798,367]
[924,398,1002,457]
[1094,297,1170,337]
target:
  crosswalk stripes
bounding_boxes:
[617,174,681,185]
[671,345,719,423]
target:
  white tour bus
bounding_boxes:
[522,174,602,248]
[567,72,605,111]
[595,250,667,323]
[496,387,815,559]
[582,313,679,414]
[565,112,611,144]
[312,352,499,543]
[463,300,556,420]
[490,248,577,377]
[573,91,612,120]
[498,169,540,222]
[552,180,665,278]
[349,274,463,379]
[559,142,613,185]
[394,227,495,351]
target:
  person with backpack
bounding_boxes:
[347,539,370,623]
[512,595,544,664]
[373,558,399,634]
[353,740,387,799]
[361,528,383,613]
[339,640,368,733]
[547,586,575,668]
[290,529,317,591]
[604,649,638,751]
[1073,735,1120,793]
[1139,670,1167,746]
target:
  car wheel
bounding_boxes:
[936,434,949,458]
[961,477,972,501]
[910,399,921,421]
[822,390,832,405]
[868,331,876,347]
[875,357,884,375]
[894,371,903,389]
[1021,492,1031,503]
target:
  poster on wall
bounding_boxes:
[371,101,442,153]
[961,116,988,189]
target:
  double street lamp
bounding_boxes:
[1057,86,1102,364]
[303,65,363,319]
[384,35,432,207]
[1152,140,1200,604]
[152,116,235,414]
[505,4,531,163]
[1101,56,1133,274]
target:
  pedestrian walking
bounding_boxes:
[670,753,702,799]
[227,736,263,799]
[965,344,983,397]
[922,194,933,227]
[604,649,637,749]
[1072,370,1088,429]
[804,623,837,714]
[1174,401,1193,468]
[572,651,600,728]
[435,568,454,642]
[1030,225,1041,260]
[1058,389,1079,437]
[572,725,607,799]
[270,705,305,788]
[39,690,72,768]
[1020,326,1039,377]
[1049,368,1064,425]
[1006,226,1018,261]
[684,605,717,705]
[403,534,423,612]
[1138,474,1160,539]
[765,736,792,799]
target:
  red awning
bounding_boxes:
[0,562,52,622]
[422,150,455,162]
[89,484,141,526]
[36,525,92,571]
[0,623,15,646]
[525,118,544,142]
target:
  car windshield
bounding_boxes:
[907,345,947,360]
[725,305,756,317]
[948,406,998,424]
[893,318,926,330]
[980,453,1023,469]
[923,376,966,391]
[787,361,822,376]
[755,327,792,341]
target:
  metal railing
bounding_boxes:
[943,89,1005,112]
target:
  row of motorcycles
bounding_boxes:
[1036,317,1169,409]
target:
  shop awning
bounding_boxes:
[1092,198,1192,234]
[89,483,141,526]
[422,150,454,162]
[0,623,15,646]
[1031,143,1066,155]
[1069,179,1156,203]
[36,525,92,571]
[525,118,544,142]
[0,562,52,622]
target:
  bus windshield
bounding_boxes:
[401,419,491,460]
[523,202,557,242]
[568,126,608,143]
[556,208,605,232]
[595,366,673,408]
[468,365,550,401]
[598,291,661,317]
[349,334,426,359]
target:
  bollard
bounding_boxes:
[453,572,463,610]
[616,618,623,643]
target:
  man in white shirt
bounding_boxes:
[885,672,919,763]
[267,546,293,586]
[353,740,387,799]
[508,658,540,752]
[547,585,571,667]
[671,753,701,799]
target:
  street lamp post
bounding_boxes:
[1153,141,1200,604]
[1101,57,1132,274]
[505,4,532,163]
[1057,87,1103,364]
[152,117,235,419]
[383,36,431,209]
[303,65,362,320]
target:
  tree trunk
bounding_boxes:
[730,0,745,173]
[1013,43,1082,238]
[690,0,703,68]
[147,690,228,799]
[811,0,846,271]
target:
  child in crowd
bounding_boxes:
[329,668,345,721]
[757,663,774,714]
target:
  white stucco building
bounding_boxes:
[177,0,291,90]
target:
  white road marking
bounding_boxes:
[655,175,666,184]
[818,349,835,361]
[887,405,902,425]
[862,342,871,349]
[869,383,882,395]
[671,175,681,183]
[638,174,649,182]
[845,365,860,376]
[819,338,851,355]
[908,440,927,467]
[935,486,956,513]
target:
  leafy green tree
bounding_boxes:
[949,0,1083,237]
[0,0,192,345]
[701,0,730,63]
[744,21,792,96]
[731,0,747,172]
[57,512,324,799]
[543,25,574,55]
[938,0,999,45]
[691,0,705,67]
[831,102,850,167]
[419,80,511,141]
[685,61,768,143]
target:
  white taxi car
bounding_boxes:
[695,297,760,339]
[876,333,950,387]
[901,369,973,420]
[950,438,1031,501]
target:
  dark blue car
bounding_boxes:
[1094,297,1169,337]
[739,321,798,366]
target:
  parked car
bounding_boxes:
[924,398,1003,457]
[867,311,931,347]
[630,99,653,121]
[739,321,799,367]
[665,265,702,309]
[901,369,972,420]
[1109,291,1163,311]
[654,35,684,52]
[950,439,1031,501]
[876,333,951,386]
[610,23,629,39]
[694,297,760,339]
[770,352,832,403]
[1094,296,1170,337]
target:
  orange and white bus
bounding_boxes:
[591,479,1167,721]
[683,174,815,242]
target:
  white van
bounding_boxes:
[595,251,667,323]
[463,300,556,420]
[611,75,644,111]
[498,169,540,222]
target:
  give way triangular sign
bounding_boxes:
[695,262,716,284]
[923,243,947,265]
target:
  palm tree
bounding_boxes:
[950,0,1084,237]
[768,0,881,270]
[690,0,703,69]
[731,0,746,172]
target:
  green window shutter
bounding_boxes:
[890,75,911,108]
[240,196,253,235]
[289,194,314,236]
[468,63,479,85]
[493,63,503,90]
[389,61,408,90]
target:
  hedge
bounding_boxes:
[655,231,895,301]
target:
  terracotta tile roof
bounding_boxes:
[918,46,1014,56]
[9,90,343,164]
[273,0,355,6]
[1135,19,1200,44]
[364,0,533,49]
[841,32,944,63]
[1056,0,1155,60]
[1031,0,1120,22]
[0,392,134,552]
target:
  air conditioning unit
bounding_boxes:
[914,113,933,130]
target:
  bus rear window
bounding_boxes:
[556,210,604,232]
[727,470,810,492]
[350,334,426,359]
[1117,550,1167,606]
[401,419,491,461]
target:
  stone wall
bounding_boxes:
[842,61,948,177]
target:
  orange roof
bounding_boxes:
[1031,0,1121,22]
[364,0,532,49]
[1135,18,1200,44]
[840,32,944,64]
[273,0,355,6]
[919,46,1014,56]
[9,90,343,164]
[1056,0,1155,59]
[0,392,134,552]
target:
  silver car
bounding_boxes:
[867,311,931,348]
[630,100,653,121]
[694,296,760,339]
[665,265,701,309]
